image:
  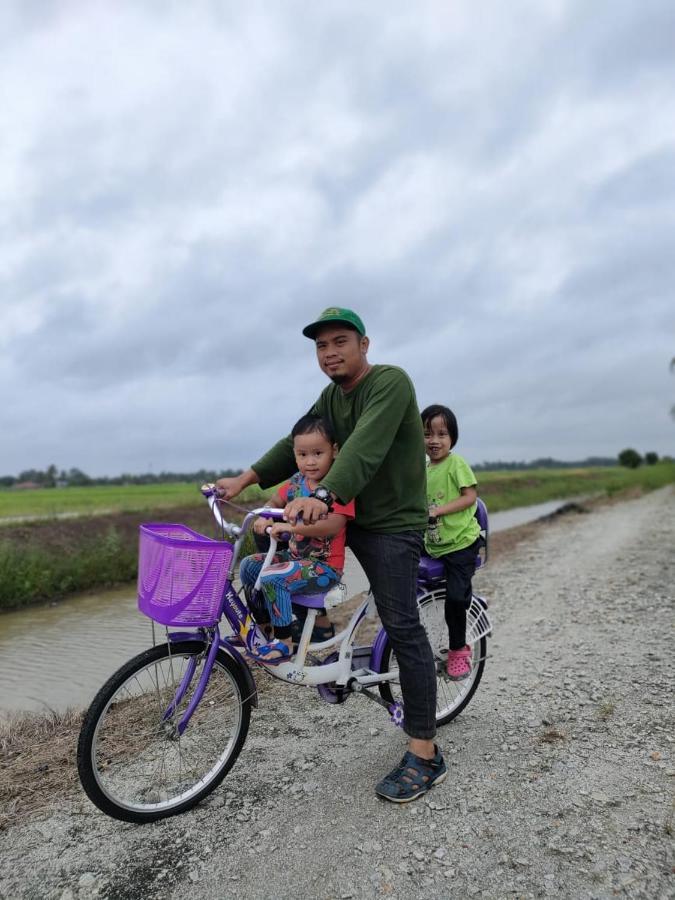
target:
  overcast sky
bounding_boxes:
[1,0,674,476]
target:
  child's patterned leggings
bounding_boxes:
[239,552,340,628]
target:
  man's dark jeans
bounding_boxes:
[347,524,437,740]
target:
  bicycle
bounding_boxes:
[77,486,493,823]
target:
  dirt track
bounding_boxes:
[1,487,673,900]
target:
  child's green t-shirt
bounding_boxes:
[424,453,480,557]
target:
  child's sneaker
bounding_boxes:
[446,645,472,680]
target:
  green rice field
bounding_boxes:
[0,463,672,609]
[1,463,673,522]
[0,482,268,522]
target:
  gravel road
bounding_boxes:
[1,487,673,900]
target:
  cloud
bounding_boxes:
[1,0,674,475]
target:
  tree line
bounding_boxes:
[2,450,669,488]
[472,455,619,471]
[0,466,244,489]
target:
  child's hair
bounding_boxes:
[420,404,459,448]
[291,413,337,445]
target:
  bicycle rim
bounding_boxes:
[78,641,250,822]
[379,590,486,726]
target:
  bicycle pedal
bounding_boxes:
[388,703,404,728]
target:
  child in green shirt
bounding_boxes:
[421,404,481,680]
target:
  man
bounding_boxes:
[216,307,446,802]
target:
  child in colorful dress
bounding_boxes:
[239,414,355,662]
[421,404,481,680]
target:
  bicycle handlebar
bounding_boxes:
[200,484,288,540]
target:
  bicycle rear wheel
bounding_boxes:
[77,640,252,823]
[378,589,487,727]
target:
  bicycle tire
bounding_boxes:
[378,589,487,727]
[77,640,252,823]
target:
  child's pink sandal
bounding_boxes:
[446,645,472,680]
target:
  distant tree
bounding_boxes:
[618,448,642,469]
[66,467,92,486]
[18,468,46,484]
[644,452,659,465]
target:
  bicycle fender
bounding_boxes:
[219,640,258,708]
[167,631,205,643]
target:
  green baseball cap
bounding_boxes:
[302,307,366,339]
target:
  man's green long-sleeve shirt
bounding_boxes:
[251,365,428,533]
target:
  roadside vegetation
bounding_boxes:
[477,461,675,511]
[0,498,258,612]
[0,463,673,612]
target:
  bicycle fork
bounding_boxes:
[162,628,221,737]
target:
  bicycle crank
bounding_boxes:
[348,681,405,727]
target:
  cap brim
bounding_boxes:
[302,317,362,339]
[302,322,323,338]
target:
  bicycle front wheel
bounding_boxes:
[77,640,252,823]
[378,589,487,727]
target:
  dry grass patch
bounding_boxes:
[597,700,616,720]
[538,726,567,744]
[0,708,83,829]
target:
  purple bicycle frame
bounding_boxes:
[162,577,267,735]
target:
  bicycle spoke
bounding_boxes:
[378,589,487,726]
[84,644,247,816]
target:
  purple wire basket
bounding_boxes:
[137,524,234,627]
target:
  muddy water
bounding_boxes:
[0,556,371,716]
[0,586,153,715]
[0,498,579,715]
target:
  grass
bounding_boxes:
[0,463,672,611]
[538,726,567,744]
[476,462,675,512]
[2,464,673,522]
[0,707,84,829]
[0,482,268,522]
[0,504,258,611]
[0,526,138,609]
[665,800,674,837]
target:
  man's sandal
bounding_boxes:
[375,745,447,803]
[250,639,292,666]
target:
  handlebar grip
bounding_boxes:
[265,526,292,542]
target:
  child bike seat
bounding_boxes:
[418,556,445,583]
[291,593,329,609]
[292,582,346,610]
